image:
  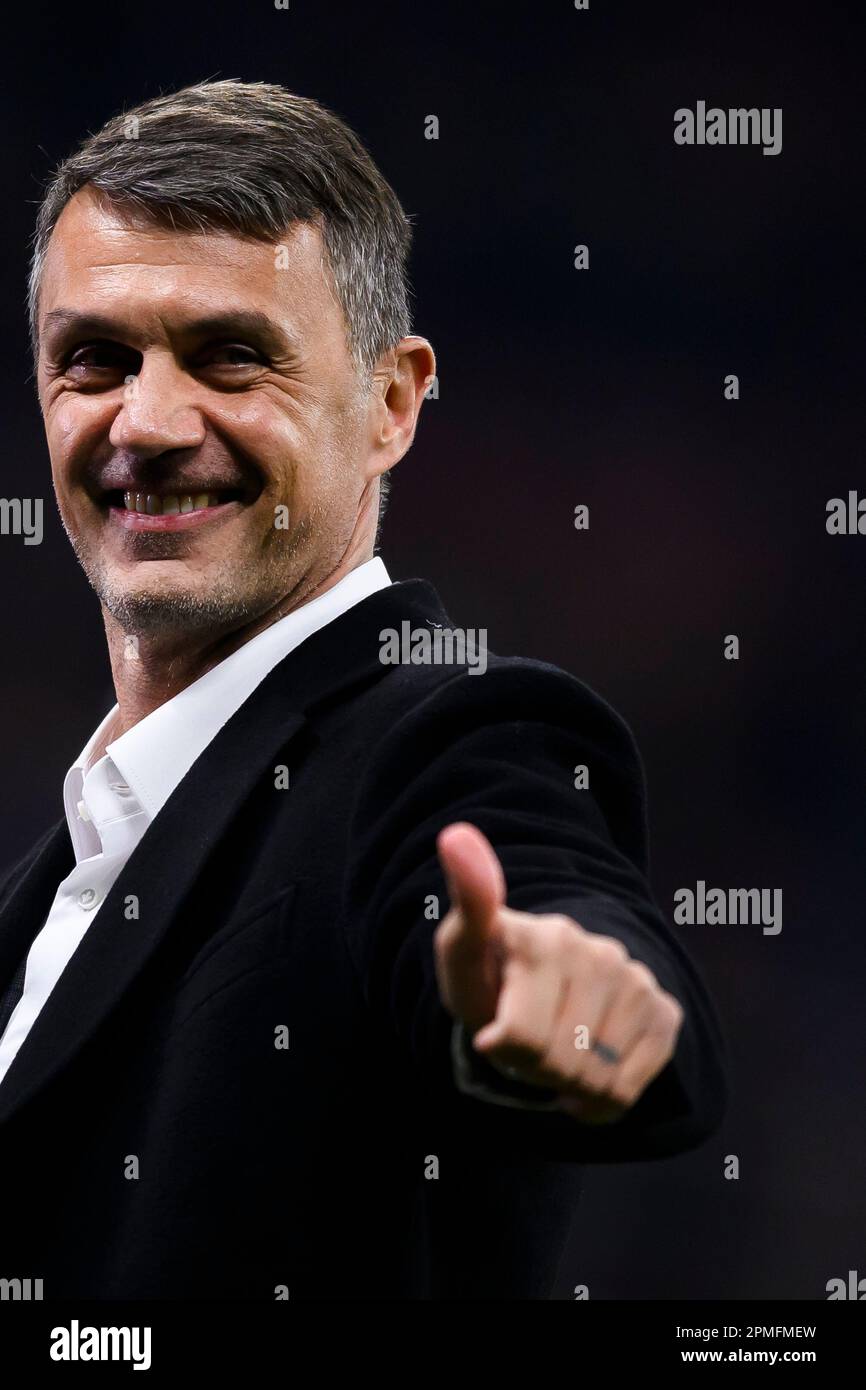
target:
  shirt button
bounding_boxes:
[78,888,99,910]
[77,799,92,824]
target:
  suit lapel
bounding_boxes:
[0,820,73,995]
[0,578,452,1128]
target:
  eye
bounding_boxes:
[199,343,265,367]
[64,341,138,376]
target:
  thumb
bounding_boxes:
[436,821,506,947]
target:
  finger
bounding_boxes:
[470,949,569,1080]
[475,915,621,1077]
[436,822,506,949]
[550,998,651,1123]
[531,925,629,1077]
[566,960,660,1093]
[557,995,683,1122]
[598,1000,683,1107]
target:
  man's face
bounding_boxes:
[36,187,390,636]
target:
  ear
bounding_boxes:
[365,337,436,479]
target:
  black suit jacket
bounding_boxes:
[0,578,728,1299]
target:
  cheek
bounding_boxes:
[46,396,112,485]
[218,382,346,460]
[213,399,301,479]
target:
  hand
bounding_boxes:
[433,822,684,1124]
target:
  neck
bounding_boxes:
[99,552,373,751]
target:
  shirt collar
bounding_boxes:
[63,712,131,863]
[64,556,391,840]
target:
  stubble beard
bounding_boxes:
[64,518,292,640]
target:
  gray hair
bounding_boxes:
[28,79,417,531]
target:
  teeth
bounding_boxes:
[122,492,222,514]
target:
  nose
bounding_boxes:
[108,351,206,459]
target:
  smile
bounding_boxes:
[105,490,244,532]
[119,490,242,515]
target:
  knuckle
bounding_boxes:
[433,909,458,941]
[609,1079,640,1107]
[626,960,658,995]
[647,1020,679,1065]
[659,992,685,1032]
[504,915,543,961]
[593,936,629,972]
[552,915,578,952]
[538,912,571,935]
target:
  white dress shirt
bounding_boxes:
[0,558,391,1086]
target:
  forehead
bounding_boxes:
[38,187,337,342]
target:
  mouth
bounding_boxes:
[103,488,246,532]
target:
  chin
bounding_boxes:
[100,583,258,638]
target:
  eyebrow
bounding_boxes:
[41,308,302,358]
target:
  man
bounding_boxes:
[0,80,727,1300]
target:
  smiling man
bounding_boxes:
[0,80,728,1300]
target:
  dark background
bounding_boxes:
[1,0,863,1299]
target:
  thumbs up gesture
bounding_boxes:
[433,822,684,1124]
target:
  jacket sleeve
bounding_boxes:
[341,657,730,1162]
